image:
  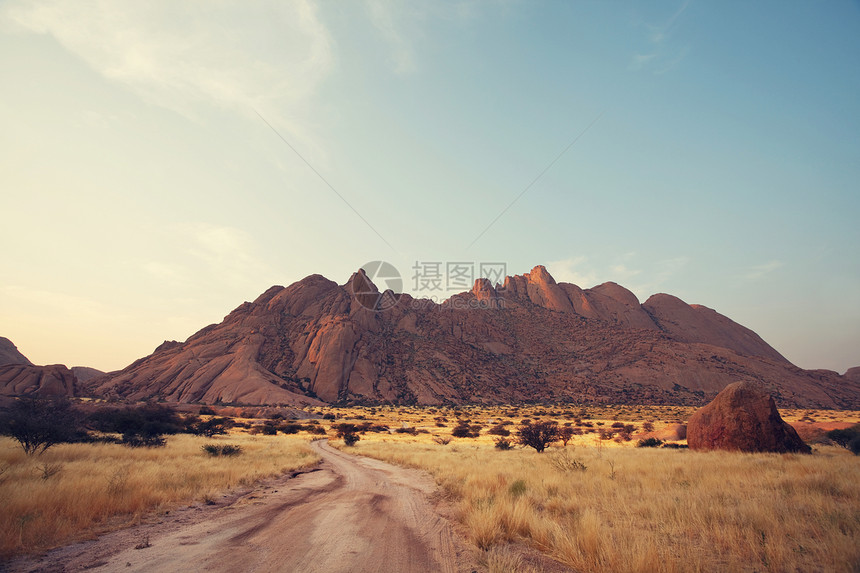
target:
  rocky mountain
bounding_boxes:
[0,363,78,397]
[0,337,32,366]
[71,366,105,383]
[0,337,103,397]
[84,266,860,409]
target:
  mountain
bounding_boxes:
[0,337,32,366]
[71,366,105,383]
[84,266,860,409]
[0,363,78,397]
[0,337,101,397]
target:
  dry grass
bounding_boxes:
[347,438,860,572]
[0,433,318,559]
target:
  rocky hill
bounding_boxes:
[0,337,105,397]
[83,266,860,408]
[0,337,32,366]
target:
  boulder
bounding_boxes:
[687,381,811,453]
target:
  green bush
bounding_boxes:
[509,479,527,497]
[637,437,663,448]
[202,444,243,456]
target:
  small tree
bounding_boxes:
[343,432,360,446]
[516,420,559,453]
[0,396,82,455]
[559,426,575,446]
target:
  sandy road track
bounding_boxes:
[5,441,479,573]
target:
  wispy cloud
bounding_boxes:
[2,0,332,137]
[630,1,690,73]
[649,1,689,44]
[744,260,784,280]
[549,254,690,301]
[366,0,417,74]
[2,285,120,321]
[547,256,599,288]
[183,223,270,287]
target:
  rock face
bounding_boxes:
[83,266,860,408]
[643,295,789,364]
[845,367,860,384]
[0,363,78,397]
[71,366,105,383]
[0,337,32,366]
[687,381,811,453]
[0,337,103,397]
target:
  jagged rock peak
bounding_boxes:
[472,278,498,303]
[346,268,379,295]
[525,264,557,286]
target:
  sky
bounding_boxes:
[1,1,858,374]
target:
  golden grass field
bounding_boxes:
[1,403,858,571]
[0,432,318,559]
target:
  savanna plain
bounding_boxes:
[1,402,858,572]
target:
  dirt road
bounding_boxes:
[7,441,478,573]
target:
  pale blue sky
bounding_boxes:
[1,1,858,373]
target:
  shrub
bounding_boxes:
[279,423,304,435]
[333,423,359,435]
[395,427,418,435]
[549,449,587,473]
[452,423,481,438]
[122,434,166,448]
[198,406,216,415]
[637,437,664,448]
[509,479,527,497]
[516,421,559,453]
[343,432,360,446]
[89,404,184,447]
[433,436,452,446]
[202,444,243,456]
[494,437,513,450]
[188,417,230,437]
[261,424,278,436]
[487,424,511,437]
[826,425,860,455]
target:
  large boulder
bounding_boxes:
[687,381,811,453]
